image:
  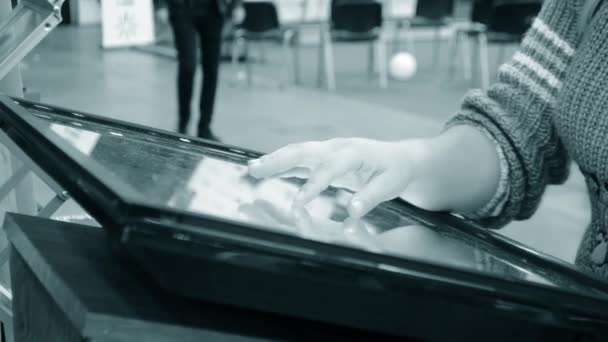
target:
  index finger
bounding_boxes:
[248,142,321,178]
[293,152,360,207]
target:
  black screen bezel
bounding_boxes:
[2,95,608,325]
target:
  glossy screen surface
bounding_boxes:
[15,103,608,297]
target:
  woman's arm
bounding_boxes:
[248,129,500,219]
[249,0,582,223]
[398,125,501,215]
[445,0,581,227]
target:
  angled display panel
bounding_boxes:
[1,95,608,340]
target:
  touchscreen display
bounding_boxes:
[18,104,607,296]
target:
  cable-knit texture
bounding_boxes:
[555,1,608,276]
[446,0,580,227]
[444,0,608,276]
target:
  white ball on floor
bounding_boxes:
[389,52,417,81]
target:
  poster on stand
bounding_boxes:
[101,0,155,48]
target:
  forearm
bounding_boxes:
[401,125,501,214]
[428,0,579,225]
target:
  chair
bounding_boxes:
[394,0,455,68]
[318,0,388,90]
[231,1,297,87]
[448,0,542,88]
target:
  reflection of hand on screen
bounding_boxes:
[237,198,382,251]
[237,199,337,240]
[238,202,284,228]
[237,199,299,234]
[342,218,382,252]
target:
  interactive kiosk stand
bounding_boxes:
[0,3,608,340]
[0,97,608,340]
[0,0,63,340]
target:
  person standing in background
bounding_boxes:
[166,0,243,140]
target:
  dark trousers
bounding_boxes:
[168,3,224,134]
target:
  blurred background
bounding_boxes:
[14,0,589,263]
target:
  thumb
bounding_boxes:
[347,171,411,218]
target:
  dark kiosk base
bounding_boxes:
[6,214,409,341]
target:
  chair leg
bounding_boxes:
[478,32,490,89]
[447,29,459,79]
[282,29,296,88]
[393,21,401,54]
[462,33,473,81]
[368,42,375,79]
[376,36,388,89]
[292,30,301,85]
[317,29,324,87]
[403,20,415,54]
[259,42,267,64]
[321,27,336,90]
[244,41,253,87]
[432,26,440,69]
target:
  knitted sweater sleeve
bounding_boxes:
[444,0,582,228]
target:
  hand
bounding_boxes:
[238,199,311,235]
[238,197,337,239]
[248,138,428,218]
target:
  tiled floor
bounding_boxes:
[11,24,591,263]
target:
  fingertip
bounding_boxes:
[247,158,269,177]
[347,199,368,218]
[248,158,261,167]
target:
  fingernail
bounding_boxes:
[349,199,365,217]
